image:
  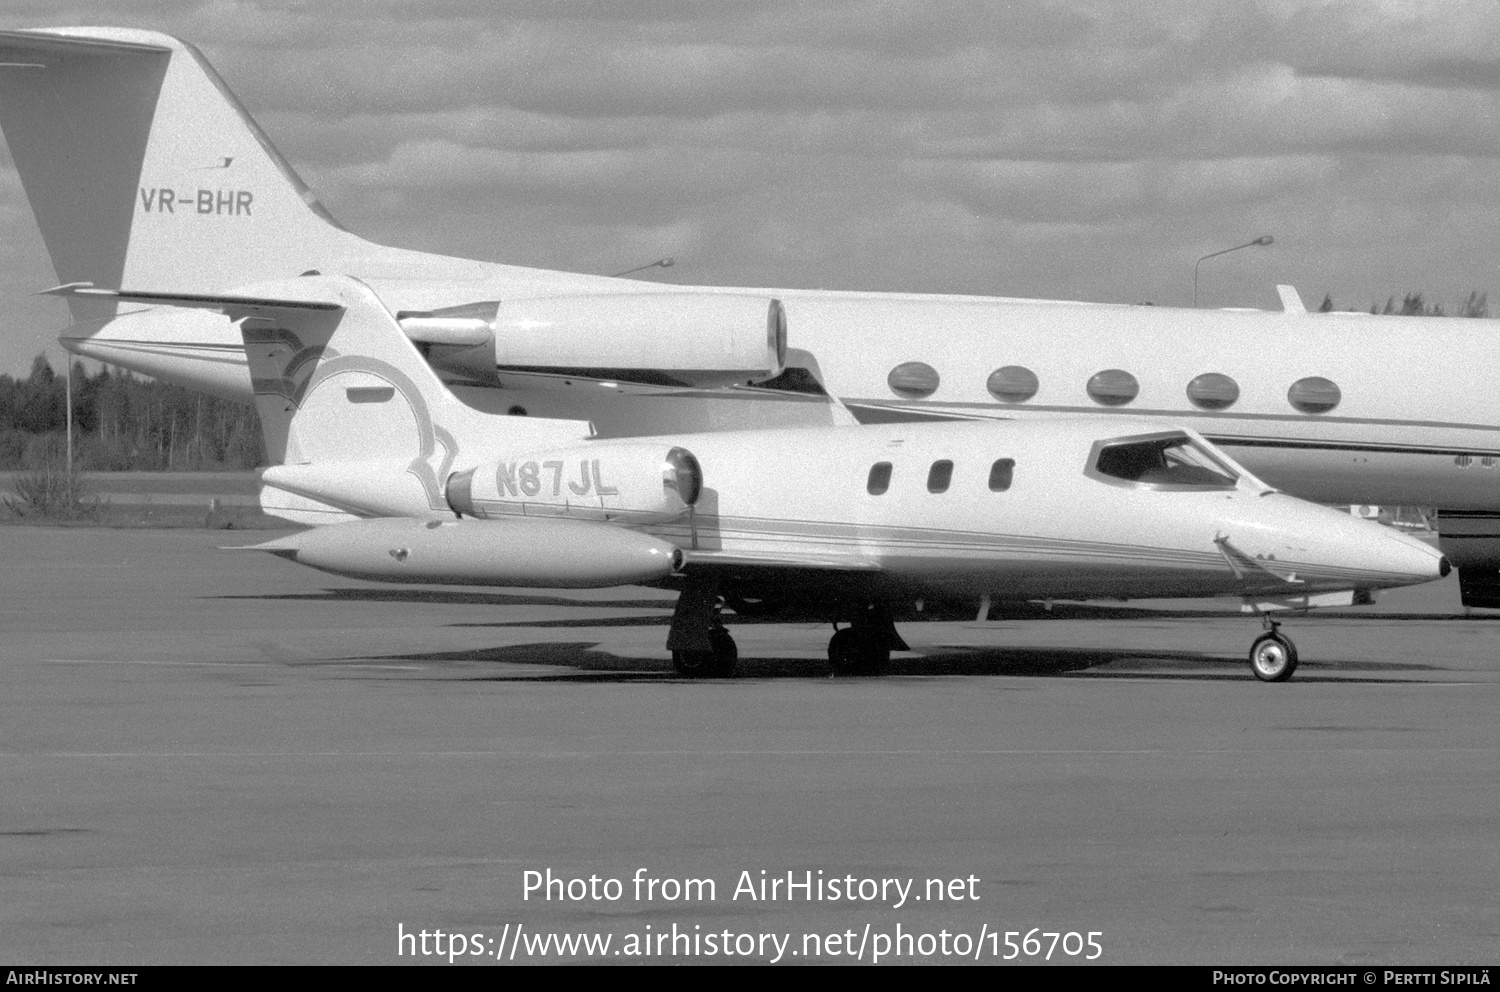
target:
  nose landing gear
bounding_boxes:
[1248,618,1298,682]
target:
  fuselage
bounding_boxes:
[445,419,1446,605]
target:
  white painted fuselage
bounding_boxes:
[447,420,1447,605]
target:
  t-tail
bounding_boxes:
[0,27,599,331]
[0,28,363,322]
[43,274,593,524]
[0,26,725,404]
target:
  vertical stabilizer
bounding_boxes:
[0,27,362,322]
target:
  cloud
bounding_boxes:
[4,1,1500,373]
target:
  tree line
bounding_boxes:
[1,288,1492,472]
[1317,290,1489,318]
[0,357,262,471]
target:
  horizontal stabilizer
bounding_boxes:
[0,29,170,58]
[42,282,343,319]
[257,484,362,528]
[260,461,445,521]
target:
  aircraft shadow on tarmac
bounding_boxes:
[215,588,1500,627]
[218,588,1467,682]
[352,640,1445,684]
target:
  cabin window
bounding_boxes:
[987,365,1038,403]
[1287,376,1341,414]
[1086,368,1139,406]
[888,361,940,398]
[988,458,1014,491]
[1185,372,1239,410]
[1091,434,1238,490]
[867,462,893,495]
[927,460,953,493]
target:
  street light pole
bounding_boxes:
[611,257,675,278]
[1194,235,1273,307]
[64,351,73,483]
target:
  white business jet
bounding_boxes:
[61,273,1443,682]
[0,27,1486,606]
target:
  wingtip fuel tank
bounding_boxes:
[247,517,684,588]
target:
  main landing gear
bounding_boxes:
[827,605,907,677]
[1248,618,1298,682]
[672,626,738,678]
[666,582,737,678]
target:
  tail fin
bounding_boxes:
[0,27,363,322]
[49,275,593,522]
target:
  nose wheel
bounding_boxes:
[1249,624,1298,682]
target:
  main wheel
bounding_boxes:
[827,627,891,677]
[672,628,737,678]
[857,639,892,676]
[707,628,738,677]
[1249,631,1298,682]
[828,627,860,676]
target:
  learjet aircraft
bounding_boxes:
[98,271,1446,682]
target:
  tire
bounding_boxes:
[672,649,715,677]
[828,627,860,676]
[707,627,738,678]
[828,627,890,676]
[857,639,891,676]
[1249,632,1299,682]
[672,628,737,678]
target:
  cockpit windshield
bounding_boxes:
[1091,433,1240,490]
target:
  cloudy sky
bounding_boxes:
[2,0,1500,374]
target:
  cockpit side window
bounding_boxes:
[1092,435,1238,490]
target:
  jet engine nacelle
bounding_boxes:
[447,443,702,525]
[399,293,786,387]
[253,516,683,588]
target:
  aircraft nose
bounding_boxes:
[1242,496,1449,590]
[1366,529,1448,586]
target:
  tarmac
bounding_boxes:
[1,526,1497,965]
